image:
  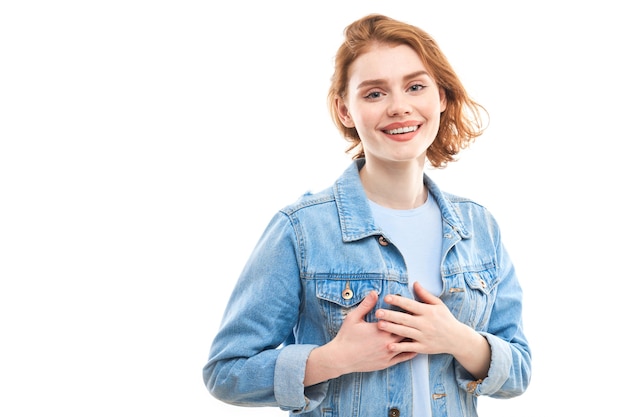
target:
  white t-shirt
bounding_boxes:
[369,192,443,417]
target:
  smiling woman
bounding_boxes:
[335,46,449,176]
[202,13,531,417]
[333,42,465,210]
[330,39,485,171]
[3,1,625,416]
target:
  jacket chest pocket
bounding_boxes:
[315,278,382,337]
[442,264,498,330]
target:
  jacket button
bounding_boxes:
[378,236,389,246]
[389,408,400,417]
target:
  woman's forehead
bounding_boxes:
[347,44,431,87]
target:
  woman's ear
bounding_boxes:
[439,87,447,112]
[335,97,355,128]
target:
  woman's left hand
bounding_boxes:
[375,281,463,355]
[375,281,491,379]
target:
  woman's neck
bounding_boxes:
[359,159,427,210]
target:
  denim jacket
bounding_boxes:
[204,159,531,417]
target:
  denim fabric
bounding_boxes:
[204,159,531,417]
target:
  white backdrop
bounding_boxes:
[1,1,623,416]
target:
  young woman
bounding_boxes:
[203,13,531,417]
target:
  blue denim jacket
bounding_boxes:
[204,159,531,416]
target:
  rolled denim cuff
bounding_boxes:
[275,344,329,413]
[456,332,513,396]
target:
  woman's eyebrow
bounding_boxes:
[356,70,430,90]
[403,70,429,81]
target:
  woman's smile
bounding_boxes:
[382,121,421,142]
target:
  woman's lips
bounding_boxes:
[382,124,421,141]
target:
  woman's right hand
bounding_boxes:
[303,291,417,386]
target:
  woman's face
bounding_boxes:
[337,43,446,166]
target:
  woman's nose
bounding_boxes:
[387,94,413,116]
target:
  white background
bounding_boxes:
[1,1,624,416]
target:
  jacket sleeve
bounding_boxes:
[456,215,532,398]
[203,211,328,412]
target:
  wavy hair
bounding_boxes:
[328,14,488,168]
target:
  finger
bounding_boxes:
[388,341,423,356]
[377,317,419,340]
[375,308,412,326]
[346,290,378,322]
[388,351,419,365]
[413,281,441,305]
[382,293,420,315]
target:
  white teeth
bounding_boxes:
[386,125,418,135]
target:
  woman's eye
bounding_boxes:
[409,84,425,92]
[364,91,382,99]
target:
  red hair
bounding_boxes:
[328,14,487,168]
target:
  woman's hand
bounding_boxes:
[304,290,417,386]
[375,281,491,379]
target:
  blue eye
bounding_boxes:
[409,84,425,92]
[365,91,382,99]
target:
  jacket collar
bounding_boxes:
[333,159,470,242]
